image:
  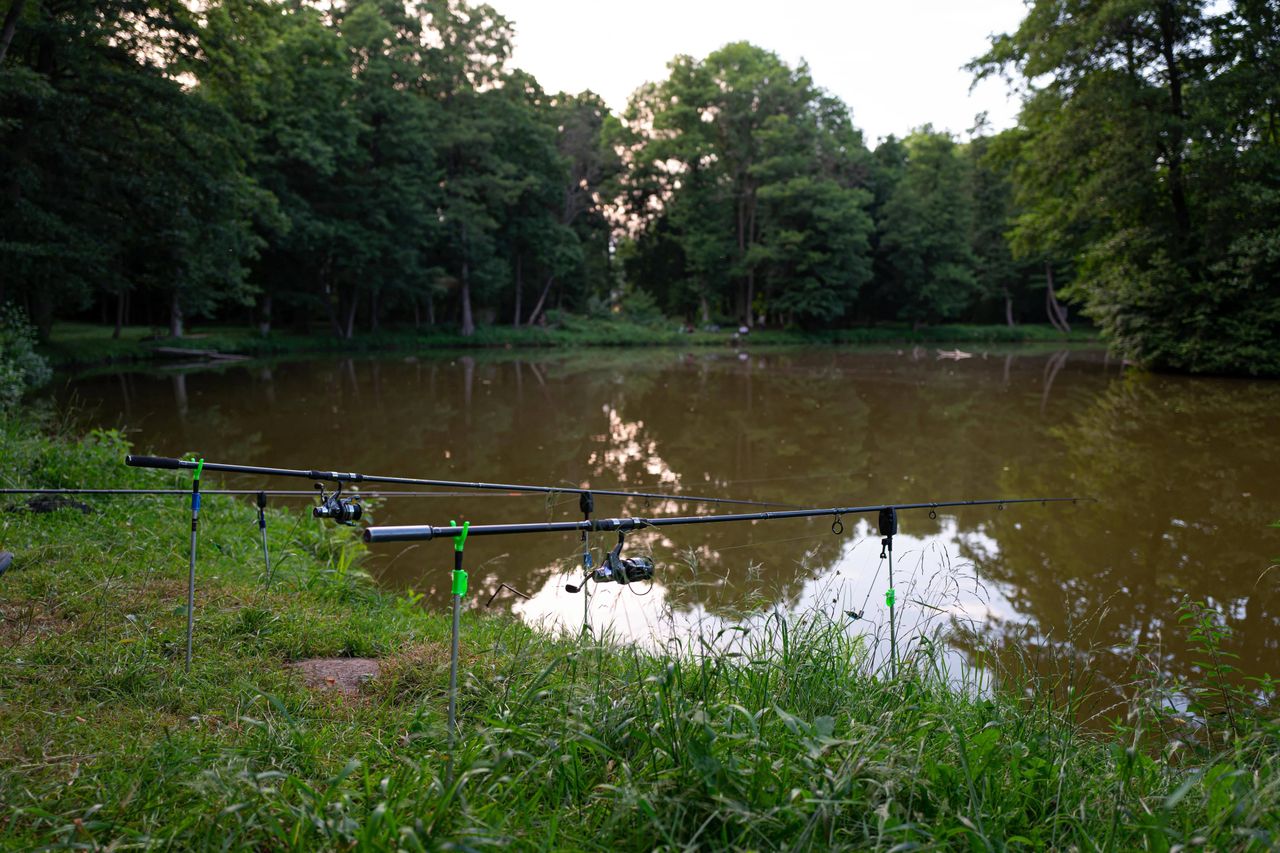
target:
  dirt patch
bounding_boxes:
[287,658,381,694]
[8,497,94,515]
[0,602,72,645]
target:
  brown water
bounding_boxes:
[48,346,1280,695]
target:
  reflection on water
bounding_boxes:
[48,347,1280,695]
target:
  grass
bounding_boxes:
[40,320,1099,367]
[1,412,1276,850]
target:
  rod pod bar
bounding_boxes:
[363,496,1091,544]
[124,455,788,509]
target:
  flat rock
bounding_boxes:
[287,658,380,694]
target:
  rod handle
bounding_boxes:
[125,455,184,470]
[364,525,436,543]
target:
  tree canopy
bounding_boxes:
[2,0,1275,374]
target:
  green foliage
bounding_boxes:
[974,0,1280,375]
[618,43,875,328]
[0,0,261,337]
[876,129,980,325]
[0,303,51,409]
[6,0,1276,372]
[617,287,665,326]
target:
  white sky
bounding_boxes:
[497,0,1029,144]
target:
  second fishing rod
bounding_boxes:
[123,454,787,515]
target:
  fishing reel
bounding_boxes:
[567,531,654,592]
[312,482,362,525]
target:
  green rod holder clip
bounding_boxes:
[451,520,470,596]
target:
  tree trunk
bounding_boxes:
[512,254,523,328]
[114,291,125,339]
[1157,1,1192,239]
[459,220,475,337]
[745,192,758,327]
[427,293,435,326]
[526,275,555,326]
[700,295,710,325]
[258,293,272,337]
[369,289,379,333]
[0,0,27,66]
[342,292,358,340]
[460,261,475,337]
[1044,263,1070,333]
[30,286,52,340]
[322,260,342,338]
[1003,286,1015,327]
[168,292,184,338]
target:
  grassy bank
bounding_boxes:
[41,320,1099,367]
[1,417,1276,850]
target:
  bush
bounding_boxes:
[0,303,52,409]
[618,287,665,326]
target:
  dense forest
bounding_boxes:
[1,0,1277,374]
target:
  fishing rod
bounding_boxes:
[0,488,541,498]
[362,496,1087,544]
[123,455,789,520]
[368,494,1091,746]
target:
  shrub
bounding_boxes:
[0,303,52,409]
[619,287,665,326]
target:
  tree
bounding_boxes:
[876,128,979,327]
[752,100,874,326]
[1,0,259,337]
[619,43,874,326]
[974,0,1280,375]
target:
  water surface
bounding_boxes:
[47,346,1280,698]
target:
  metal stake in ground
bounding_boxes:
[446,520,471,785]
[185,458,204,672]
[878,506,898,677]
[257,491,273,584]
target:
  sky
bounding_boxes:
[494,0,1030,144]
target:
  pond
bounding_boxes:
[47,345,1280,702]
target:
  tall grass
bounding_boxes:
[1,415,1276,850]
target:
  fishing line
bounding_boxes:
[711,530,836,554]
[856,554,885,622]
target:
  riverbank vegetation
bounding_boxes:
[2,1,1276,375]
[39,320,1097,368]
[2,417,1277,848]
